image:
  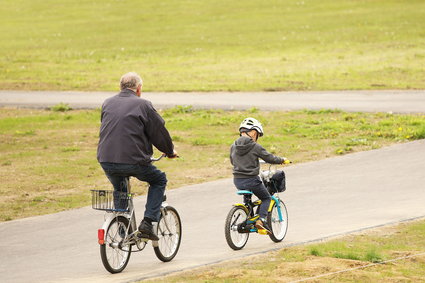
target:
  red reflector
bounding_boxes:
[98,229,105,245]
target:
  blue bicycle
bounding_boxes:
[225,162,289,250]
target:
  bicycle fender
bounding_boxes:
[97,215,115,244]
[100,214,117,232]
[100,214,129,235]
[233,203,249,214]
[152,222,159,248]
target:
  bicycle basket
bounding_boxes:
[91,190,131,212]
[266,170,286,194]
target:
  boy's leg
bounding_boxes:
[233,178,253,204]
[234,177,271,217]
[250,182,271,220]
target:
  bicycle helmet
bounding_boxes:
[239,117,264,137]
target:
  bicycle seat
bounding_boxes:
[237,190,254,195]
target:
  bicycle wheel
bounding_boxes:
[154,206,182,262]
[267,199,288,242]
[100,216,132,273]
[225,206,249,250]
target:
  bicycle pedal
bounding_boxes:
[257,229,269,235]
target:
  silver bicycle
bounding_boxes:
[91,155,182,273]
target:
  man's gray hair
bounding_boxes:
[120,72,143,90]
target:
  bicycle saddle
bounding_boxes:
[236,190,254,195]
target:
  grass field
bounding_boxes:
[0,106,424,221]
[1,0,424,91]
[147,218,425,282]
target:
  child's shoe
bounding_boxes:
[255,218,272,235]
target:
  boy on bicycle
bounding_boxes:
[230,117,286,234]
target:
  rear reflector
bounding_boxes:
[98,229,105,245]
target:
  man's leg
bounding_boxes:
[133,164,167,240]
[100,162,129,210]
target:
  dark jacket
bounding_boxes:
[230,136,283,178]
[97,89,174,165]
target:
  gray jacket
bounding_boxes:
[97,89,174,165]
[230,136,283,178]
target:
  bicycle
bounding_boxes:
[224,161,289,250]
[91,155,182,273]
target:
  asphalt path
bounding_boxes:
[0,140,424,283]
[1,90,425,113]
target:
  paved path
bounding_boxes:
[1,90,425,113]
[0,140,424,283]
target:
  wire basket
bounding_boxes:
[91,190,132,212]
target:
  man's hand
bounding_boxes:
[167,150,179,158]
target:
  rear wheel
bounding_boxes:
[100,216,132,273]
[267,199,288,242]
[225,206,249,250]
[154,206,182,262]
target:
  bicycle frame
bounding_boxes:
[95,154,182,273]
[98,178,145,249]
[269,195,283,222]
[225,161,289,250]
[231,193,283,236]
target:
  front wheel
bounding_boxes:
[225,206,249,250]
[154,206,182,262]
[100,216,132,273]
[267,199,288,242]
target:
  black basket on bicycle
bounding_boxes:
[91,190,131,212]
[265,170,286,194]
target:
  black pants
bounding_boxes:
[233,176,271,219]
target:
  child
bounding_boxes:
[230,117,286,234]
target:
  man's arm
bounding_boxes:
[144,104,175,157]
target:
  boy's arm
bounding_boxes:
[255,144,284,164]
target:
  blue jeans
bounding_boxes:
[233,176,271,219]
[100,162,167,222]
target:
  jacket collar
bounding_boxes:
[119,88,138,97]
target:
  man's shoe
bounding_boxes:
[255,218,272,235]
[138,220,159,241]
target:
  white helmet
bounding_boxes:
[239,117,264,137]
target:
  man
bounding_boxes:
[97,72,177,240]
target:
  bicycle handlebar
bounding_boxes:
[259,158,292,165]
[150,154,166,162]
[150,153,179,162]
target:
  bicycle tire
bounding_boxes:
[225,206,249,250]
[154,206,182,262]
[100,216,132,273]
[267,199,288,242]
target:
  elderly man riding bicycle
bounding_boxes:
[97,72,178,241]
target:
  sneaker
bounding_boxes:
[255,218,272,235]
[138,220,159,241]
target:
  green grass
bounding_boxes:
[0,107,424,221]
[148,219,425,282]
[0,0,424,91]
